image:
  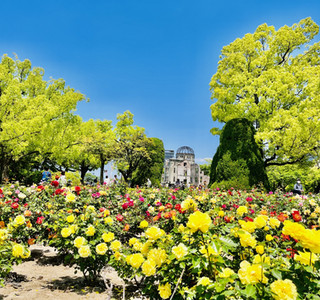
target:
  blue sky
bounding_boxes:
[1,0,320,165]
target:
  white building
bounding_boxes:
[162,146,209,187]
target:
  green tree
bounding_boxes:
[199,159,212,176]
[0,55,85,182]
[131,137,165,187]
[113,111,152,186]
[210,18,320,167]
[210,118,269,189]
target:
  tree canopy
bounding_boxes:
[210,18,320,167]
[0,55,85,181]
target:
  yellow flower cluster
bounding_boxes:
[187,211,212,233]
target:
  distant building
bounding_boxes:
[162,146,209,187]
[165,150,174,161]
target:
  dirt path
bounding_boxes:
[0,245,143,300]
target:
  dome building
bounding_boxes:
[162,146,209,187]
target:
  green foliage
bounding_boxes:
[210,118,269,189]
[0,55,85,182]
[210,18,320,167]
[113,111,152,186]
[199,159,212,176]
[267,161,320,193]
[131,137,165,187]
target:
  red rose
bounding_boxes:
[292,211,302,222]
[36,216,44,224]
[116,214,124,222]
[51,180,59,187]
[55,188,64,195]
[11,202,19,209]
[75,186,81,192]
[122,203,129,209]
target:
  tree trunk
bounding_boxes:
[100,154,105,184]
[80,160,89,184]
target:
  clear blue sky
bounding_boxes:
[1,0,320,164]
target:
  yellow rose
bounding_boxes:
[66,193,76,202]
[96,243,108,255]
[239,220,256,233]
[78,245,91,258]
[253,254,270,265]
[102,232,115,242]
[172,243,188,260]
[270,279,297,300]
[187,211,212,233]
[237,206,248,216]
[219,268,235,278]
[104,217,113,225]
[294,251,318,266]
[139,220,149,228]
[148,248,167,267]
[239,232,257,248]
[254,216,267,229]
[14,215,25,226]
[218,210,224,217]
[158,282,171,299]
[12,244,25,257]
[266,234,274,242]
[61,227,72,238]
[145,226,164,240]
[269,218,280,229]
[256,245,264,255]
[110,240,121,251]
[197,276,212,286]
[141,259,156,276]
[74,236,86,248]
[126,253,145,268]
[85,225,96,236]
[238,260,268,284]
[66,215,75,223]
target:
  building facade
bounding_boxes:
[162,146,209,187]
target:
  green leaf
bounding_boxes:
[271,269,282,280]
[219,236,238,248]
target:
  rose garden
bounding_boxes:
[1,17,320,299]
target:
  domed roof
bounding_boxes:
[176,146,194,155]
